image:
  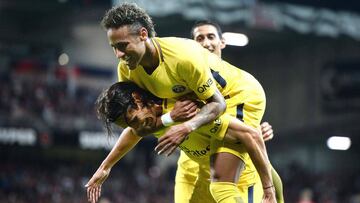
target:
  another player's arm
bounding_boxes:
[154,99,198,129]
[94,127,142,171]
[155,88,226,155]
[184,88,225,130]
[85,127,142,203]
[224,119,276,202]
[261,122,274,141]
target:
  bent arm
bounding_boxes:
[184,88,226,131]
[156,89,225,131]
[154,99,199,130]
[224,119,273,189]
[155,89,226,155]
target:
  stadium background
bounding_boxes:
[1,0,360,202]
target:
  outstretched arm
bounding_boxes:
[85,127,142,203]
[155,89,226,156]
[224,118,276,203]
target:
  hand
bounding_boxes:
[261,122,274,142]
[262,186,277,203]
[85,168,111,203]
[155,123,192,156]
[170,100,198,122]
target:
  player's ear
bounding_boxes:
[139,27,148,41]
[220,37,226,49]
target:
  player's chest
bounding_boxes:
[130,64,191,98]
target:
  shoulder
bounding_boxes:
[156,36,198,45]
[156,37,204,55]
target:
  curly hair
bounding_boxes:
[95,82,161,137]
[190,20,223,39]
[101,3,156,37]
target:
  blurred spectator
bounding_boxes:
[0,158,359,203]
[0,159,174,203]
[298,188,315,203]
[0,59,102,132]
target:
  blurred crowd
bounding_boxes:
[0,59,102,133]
[281,162,360,203]
[0,160,174,203]
[0,158,360,203]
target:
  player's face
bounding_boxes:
[192,25,225,57]
[124,102,159,135]
[107,25,147,70]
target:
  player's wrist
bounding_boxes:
[184,122,196,133]
[161,112,174,126]
[98,164,112,174]
[263,185,274,190]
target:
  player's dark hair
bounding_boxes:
[101,3,156,37]
[95,82,161,137]
[190,20,223,39]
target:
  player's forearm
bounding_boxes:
[246,131,274,190]
[184,89,226,130]
[245,136,273,188]
[99,127,142,170]
[226,120,272,188]
[254,129,270,163]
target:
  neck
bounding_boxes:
[141,38,159,74]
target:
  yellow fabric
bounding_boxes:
[174,160,264,203]
[153,99,231,164]
[117,37,217,101]
[172,79,266,198]
[238,172,264,203]
[117,37,264,104]
[146,54,266,199]
[210,182,244,203]
[155,105,260,201]
[174,154,215,203]
[116,36,267,202]
[175,180,216,203]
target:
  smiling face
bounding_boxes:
[125,103,157,134]
[192,24,225,57]
[115,92,162,136]
[107,25,148,70]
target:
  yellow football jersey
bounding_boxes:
[117,37,265,128]
[152,98,230,164]
[117,37,217,101]
[153,99,257,187]
[117,36,266,190]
